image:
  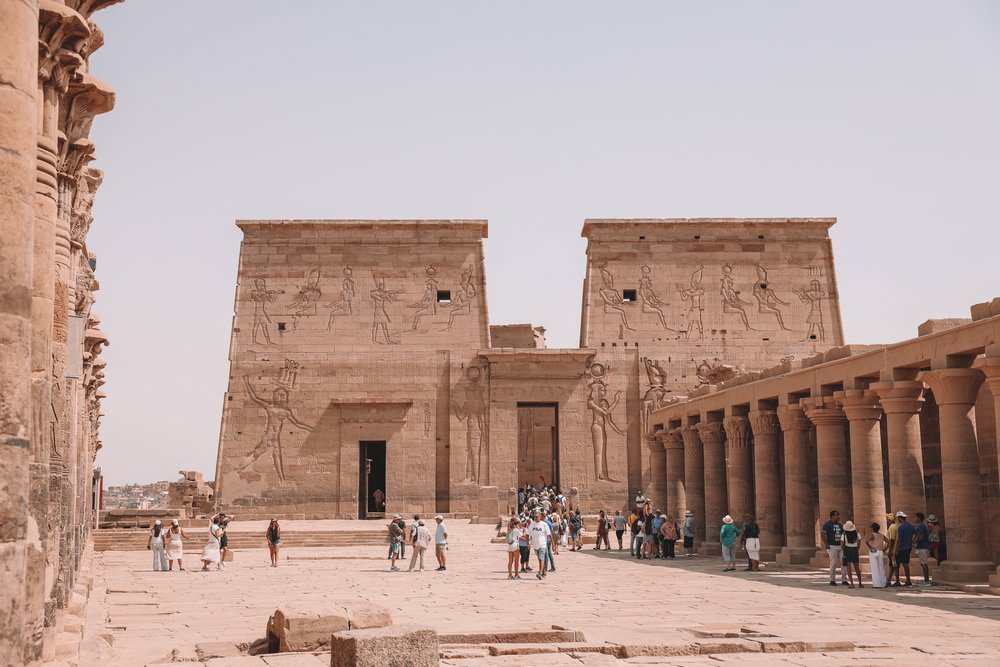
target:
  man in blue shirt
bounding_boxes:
[819,510,848,586]
[652,511,665,559]
[894,511,915,587]
[544,514,557,572]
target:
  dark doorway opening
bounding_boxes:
[358,440,386,519]
[517,403,559,489]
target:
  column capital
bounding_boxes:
[644,433,665,452]
[722,415,751,448]
[834,389,883,422]
[695,420,725,445]
[800,396,846,425]
[664,429,685,450]
[973,356,1000,394]
[748,410,780,436]
[679,425,702,454]
[918,368,985,406]
[870,380,925,415]
[776,404,811,432]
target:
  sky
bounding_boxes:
[86,1,1000,486]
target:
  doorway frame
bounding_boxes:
[516,402,560,489]
[358,440,387,520]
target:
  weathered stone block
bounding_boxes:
[330,624,438,667]
[267,603,392,652]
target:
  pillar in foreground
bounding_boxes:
[697,420,727,552]
[870,380,926,515]
[680,425,705,543]
[749,410,783,559]
[777,405,815,564]
[801,396,851,521]
[973,355,1000,588]
[835,389,887,540]
[645,433,666,512]
[723,415,754,522]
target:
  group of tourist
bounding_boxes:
[146,514,286,571]
[385,513,449,572]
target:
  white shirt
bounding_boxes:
[527,520,551,549]
[435,522,448,544]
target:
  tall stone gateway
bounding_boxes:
[215,219,842,517]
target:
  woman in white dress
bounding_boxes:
[200,517,223,571]
[164,519,188,571]
[865,522,888,588]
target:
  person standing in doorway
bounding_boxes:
[820,510,847,586]
[372,488,385,512]
[408,518,432,572]
[266,519,281,567]
[613,510,626,550]
[147,520,168,572]
[683,510,697,557]
[913,512,931,586]
[434,515,448,571]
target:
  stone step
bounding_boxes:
[92,529,388,552]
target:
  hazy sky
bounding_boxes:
[87,1,1000,486]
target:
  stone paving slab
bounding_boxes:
[79,521,1000,666]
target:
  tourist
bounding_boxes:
[893,511,915,587]
[569,509,583,551]
[218,513,233,568]
[820,510,847,586]
[147,520,168,572]
[595,510,611,550]
[434,515,448,571]
[651,510,664,558]
[913,512,931,586]
[528,512,552,579]
[720,515,740,571]
[266,519,281,567]
[659,513,679,559]
[549,513,563,555]
[410,514,421,552]
[408,518,432,572]
[682,510,696,557]
[518,488,526,514]
[613,510,626,550]
[505,517,523,579]
[518,518,532,572]
[634,491,646,511]
[372,488,385,511]
[841,521,862,588]
[627,507,640,556]
[927,515,944,565]
[741,514,761,571]
[388,514,404,571]
[886,512,900,585]
[387,513,402,559]
[200,515,223,571]
[396,515,407,560]
[642,506,656,559]
[632,510,645,559]
[544,514,558,572]
[165,519,187,571]
[865,522,888,589]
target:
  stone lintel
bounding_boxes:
[236,218,489,239]
[581,217,837,240]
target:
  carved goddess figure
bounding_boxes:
[599,268,635,331]
[444,266,478,331]
[250,278,283,345]
[793,279,826,341]
[752,265,791,331]
[409,266,439,331]
[325,266,356,331]
[587,364,624,482]
[370,275,401,344]
[677,266,706,340]
[290,268,322,331]
[720,264,753,330]
[454,366,487,483]
[638,265,673,330]
[237,376,312,482]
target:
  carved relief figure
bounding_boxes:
[587,363,624,482]
[638,265,673,330]
[695,357,745,387]
[794,279,827,341]
[237,361,312,482]
[370,275,402,345]
[640,357,669,435]
[325,266,356,331]
[289,268,322,331]
[678,266,706,340]
[599,268,635,332]
[720,264,754,330]
[409,266,439,331]
[250,277,283,345]
[752,265,791,331]
[444,265,478,331]
[422,402,432,437]
[453,365,487,483]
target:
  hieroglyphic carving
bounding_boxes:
[289,268,321,331]
[794,279,827,341]
[678,266,706,340]
[695,358,745,387]
[453,365,487,483]
[720,264,754,330]
[409,266,439,331]
[752,265,791,331]
[444,265,478,331]
[370,274,402,345]
[325,266,356,331]
[586,363,623,482]
[638,265,674,330]
[599,268,635,332]
[237,360,311,482]
[250,277,283,345]
[422,402,431,437]
[640,357,669,434]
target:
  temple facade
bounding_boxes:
[214,218,844,518]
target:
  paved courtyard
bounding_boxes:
[80,521,1000,666]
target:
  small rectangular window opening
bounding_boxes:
[277,322,287,331]
[436,290,452,304]
[622,289,637,302]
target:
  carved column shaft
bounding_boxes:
[646,434,667,512]
[801,397,851,522]
[777,405,814,559]
[973,356,1000,587]
[664,429,686,520]
[835,389,886,538]
[697,420,727,547]
[680,425,705,542]
[723,415,754,522]
[749,410,783,552]
[871,380,926,515]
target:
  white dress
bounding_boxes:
[201,524,222,564]
[165,528,184,560]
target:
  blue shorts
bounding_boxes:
[722,544,736,562]
[535,547,548,561]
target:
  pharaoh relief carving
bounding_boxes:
[250,276,283,345]
[720,264,754,330]
[444,265,478,332]
[794,279,827,341]
[289,268,322,331]
[640,357,669,435]
[409,265,439,331]
[325,266,356,331]
[752,265,791,331]
[638,265,674,331]
[453,365,487,483]
[370,274,403,345]
[678,266,706,340]
[599,268,635,332]
[586,363,624,482]
[237,360,312,482]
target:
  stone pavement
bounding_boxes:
[78,521,1000,666]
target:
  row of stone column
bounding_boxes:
[651,364,1000,583]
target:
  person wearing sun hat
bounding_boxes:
[719,515,740,572]
[927,515,943,565]
[841,521,862,588]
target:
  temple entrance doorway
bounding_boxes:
[517,403,559,489]
[358,440,386,519]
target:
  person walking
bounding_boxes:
[913,512,931,586]
[865,522,888,588]
[893,511,915,587]
[628,508,641,556]
[569,510,583,551]
[434,515,448,571]
[741,514,761,571]
[217,513,233,568]
[518,519,532,573]
[682,510,697,557]
[549,513,563,555]
[165,519,188,571]
[820,510,847,586]
[720,515,740,571]
[387,515,404,571]
[544,514,558,573]
[528,512,552,579]
[841,521,862,588]
[396,515,407,561]
[613,510,626,550]
[595,510,611,550]
[505,518,523,579]
[659,514,679,559]
[147,520,168,572]
[408,518,431,572]
[200,516,223,571]
[266,519,282,567]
